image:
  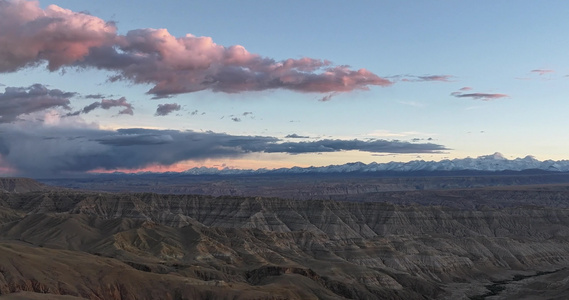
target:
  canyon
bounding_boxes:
[1,177,569,299]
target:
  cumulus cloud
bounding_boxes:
[155,103,181,116]
[70,97,134,116]
[0,1,391,98]
[0,0,117,72]
[0,84,73,122]
[451,87,508,101]
[0,126,448,176]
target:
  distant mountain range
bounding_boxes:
[171,152,569,175]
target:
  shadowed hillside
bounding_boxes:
[1,181,569,299]
[0,178,55,193]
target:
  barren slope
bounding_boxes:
[0,185,569,299]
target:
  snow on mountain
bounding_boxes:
[178,152,569,175]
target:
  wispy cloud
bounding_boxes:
[453,93,508,101]
[222,112,255,122]
[84,94,108,99]
[367,130,426,138]
[0,1,391,98]
[69,97,134,116]
[389,74,454,83]
[318,92,338,102]
[397,101,425,108]
[451,87,508,101]
[531,69,555,75]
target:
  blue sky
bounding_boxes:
[1,0,568,176]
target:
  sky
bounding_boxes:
[1,0,569,177]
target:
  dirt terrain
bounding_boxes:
[1,177,569,299]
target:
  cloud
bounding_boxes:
[531,69,554,75]
[247,139,448,154]
[1,1,391,98]
[451,87,508,101]
[391,74,454,82]
[231,117,242,122]
[100,97,134,115]
[0,0,117,72]
[414,75,454,82]
[84,94,107,99]
[0,126,448,176]
[318,92,338,102]
[70,96,134,116]
[453,93,508,101]
[155,103,181,116]
[397,101,425,108]
[368,130,424,138]
[0,84,73,123]
[285,134,309,139]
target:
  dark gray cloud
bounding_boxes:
[69,97,134,116]
[451,88,509,101]
[0,126,448,176]
[155,103,181,116]
[231,117,242,122]
[318,93,337,102]
[245,139,448,154]
[0,84,73,123]
[84,94,107,99]
[285,134,309,139]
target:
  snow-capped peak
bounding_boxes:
[477,152,507,160]
[177,154,569,175]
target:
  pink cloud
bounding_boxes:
[0,1,392,98]
[531,69,555,75]
[459,87,472,91]
[0,0,116,72]
[96,29,392,97]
